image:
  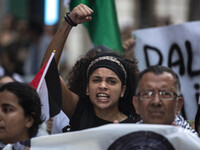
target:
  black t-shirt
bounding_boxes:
[67,98,137,132]
[93,115,136,127]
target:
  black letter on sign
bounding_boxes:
[144,45,163,67]
[168,43,185,75]
[186,41,200,77]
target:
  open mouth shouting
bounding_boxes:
[97,93,110,103]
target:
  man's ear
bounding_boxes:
[176,96,183,114]
[133,96,140,115]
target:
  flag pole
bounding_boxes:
[36,50,56,92]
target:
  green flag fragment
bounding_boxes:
[70,0,123,54]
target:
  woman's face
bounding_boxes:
[0,90,33,144]
[87,68,126,112]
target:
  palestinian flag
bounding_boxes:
[30,51,62,121]
[69,0,123,54]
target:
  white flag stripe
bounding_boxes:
[39,80,50,120]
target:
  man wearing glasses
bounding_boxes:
[133,65,196,134]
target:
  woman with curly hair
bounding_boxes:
[41,4,140,131]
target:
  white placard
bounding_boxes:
[30,124,200,150]
[133,21,200,120]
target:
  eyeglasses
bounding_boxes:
[136,90,178,101]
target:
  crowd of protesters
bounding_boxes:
[0,3,200,150]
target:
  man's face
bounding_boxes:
[133,72,183,124]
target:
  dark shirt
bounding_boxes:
[65,98,138,132]
[93,115,136,127]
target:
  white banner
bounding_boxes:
[133,21,200,120]
[29,124,200,150]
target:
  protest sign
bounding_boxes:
[133,21,200,120]
[28,124,200,150]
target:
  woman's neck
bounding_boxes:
[94,108,127,122]
[3,132,30,144]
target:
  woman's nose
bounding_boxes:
[99,81,108,89]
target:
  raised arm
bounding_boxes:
[41,4,93,119]
[41,4,93,66]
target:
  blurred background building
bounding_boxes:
[0,0,200,82]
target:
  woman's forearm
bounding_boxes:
[41,20,72,67]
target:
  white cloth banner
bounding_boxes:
[132,21,200,120]
[30,124,200,150]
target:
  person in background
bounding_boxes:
[0,41,26,82]
[0,75,15,86]
[0,82,43,149]
[41,4,140,132]
[0,13,18,47]
[133,65,197,134]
